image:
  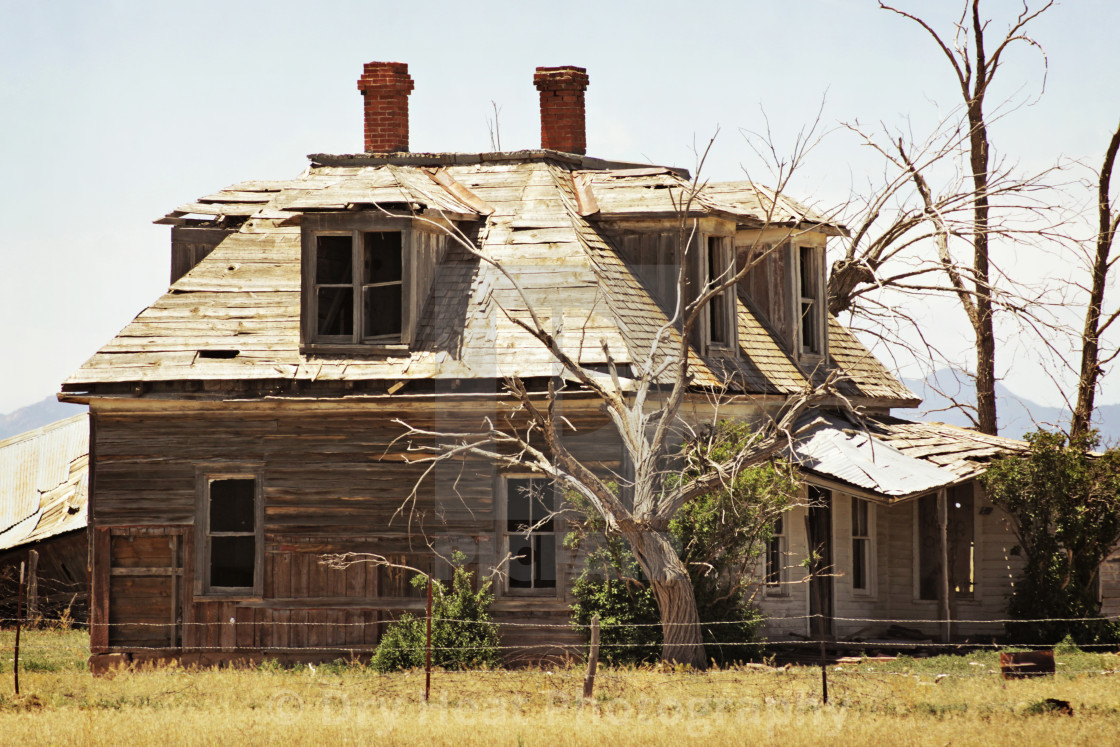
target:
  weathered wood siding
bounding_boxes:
[89,398,616,662]
[737,242,793,349]
[170,227,236,284]
[757,483,1025,640]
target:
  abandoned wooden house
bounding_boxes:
[0,414,89,622]
[60,61,1040,671]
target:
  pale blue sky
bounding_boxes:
[1,0,1117,415]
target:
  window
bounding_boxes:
[765,512,787,594]
[301,213,449,351]
[851,498,872,592]
[311,231,403,342]
[796,245,823,356]
[917,486,975,601]
[704,236,736,351]
[197,471,262,596]
[503,477,557,593]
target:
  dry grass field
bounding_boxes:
[3,628,1120,745]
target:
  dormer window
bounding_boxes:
[703,235,737,353]
[796,245,824,356]
[301,213,449,352]
[313,231,403,341]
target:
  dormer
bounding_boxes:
[299,210,454,354]
[736,230,830,367]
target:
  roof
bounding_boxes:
[790,410,1028,502]
[63,152,913,405]
[0,414,89,551]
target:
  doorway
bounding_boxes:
[806,486,834,639]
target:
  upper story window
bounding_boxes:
[703,235,737,354]
[796,245,824,356]
[301,213,450,353]
[313,231,403,341]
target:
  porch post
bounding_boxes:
[937,489,951,643]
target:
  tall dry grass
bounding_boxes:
[2,629,1120,745]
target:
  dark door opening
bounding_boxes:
[807,486,834,639]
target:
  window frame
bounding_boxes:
[300,213,419,354]
[850,497,876,596]
[194,465,264,599]
[794,244,826,358]
[702,234,738,355]
[764,511,789,597]
[499,475,560,597]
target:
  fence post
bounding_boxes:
[424,574,432,702]
[820,638,828,705]
[583,615,600,701]
[14,561,25,696]
[27,550,38,618]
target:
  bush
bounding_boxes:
[371,564,499,673]
[569,420,789,665]
[982,429,1120,646]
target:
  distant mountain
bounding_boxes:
[896,369,1120,446]
[0,396,88,441]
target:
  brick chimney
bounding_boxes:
[533,66,589,155]
[357,61,415,153]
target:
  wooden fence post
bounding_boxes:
[27,550,39,618]
[583,615,600,701]
[424,574,432,703]
[14,561,25,696]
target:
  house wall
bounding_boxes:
[1101,549,1120,618]
[758,482,1025,641]
[88,397,621,667]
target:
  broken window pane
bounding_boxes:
[209,478,255,532]
[363,232,403,285]
[316,235,352,284]
[317,287,353,337]
[508,535,533,588]
[210,536,255,588]
[535,535,556,587]
[363,284,402,338]
[507,478,534,532]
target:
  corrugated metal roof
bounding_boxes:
[790,410,1026,501]
[0,414,89,551]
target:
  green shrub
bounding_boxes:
[982,429,1120,646]
[569,421,788,665]
[371,564,499,673]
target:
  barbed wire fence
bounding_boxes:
[4,598,1120,709]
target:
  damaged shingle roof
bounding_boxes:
[63,152,914,405]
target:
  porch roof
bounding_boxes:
[790,410,1028,503]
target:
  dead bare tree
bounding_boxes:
[1070,120,1120,440]
[388,135,843,668]
[828,0,1055,434]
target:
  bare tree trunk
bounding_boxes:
[625,528,707,668]
[1071,120,1120,440]
[967,2,998,436]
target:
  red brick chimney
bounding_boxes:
[357,61,415,153]
[533,66,589,155]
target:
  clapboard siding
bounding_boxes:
[90,399,616,660]
[757,483,1026,640]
